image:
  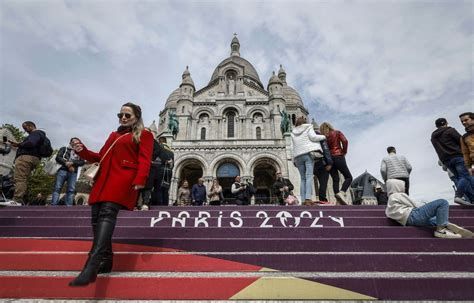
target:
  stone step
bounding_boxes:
[1,251,472,272]
[1,217,473,227]
[0,272,472,300]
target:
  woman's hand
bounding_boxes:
[134,185,144,191]
[73,141,84,153]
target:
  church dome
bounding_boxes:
[209,35,263,88]
[282,85,304,107]
[165,88,181,108]
[209,56,263,88]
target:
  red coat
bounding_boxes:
[79,130,153,210]
[326,130,348,157]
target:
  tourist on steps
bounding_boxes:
[319,122,353,205]
[69,102,153,287]
[291,116,326,205]
[385,179,473,239]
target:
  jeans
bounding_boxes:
[406,199,449,227]
[294,153,314,201]
[329,156,353,193]
[51,169,77,206]
[444,157,474,201]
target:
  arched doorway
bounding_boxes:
[179,161,204,191]
[216,162,240,203]
[253,159,278,204]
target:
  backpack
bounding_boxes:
[37,131,53,158]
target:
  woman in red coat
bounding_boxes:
[320,122,353,205]
[69,102,153,287]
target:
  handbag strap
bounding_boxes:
[99,133,130,164]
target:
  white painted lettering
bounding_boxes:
[230,211,243,228]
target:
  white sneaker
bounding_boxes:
[0,200,23,207]
[454,196,471,206]
[447,223,474,238]
[141,204,149,211]
[335,192,348,205]
[434,228,462,239]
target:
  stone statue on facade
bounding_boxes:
[279,109,291,134]
[227,74,235,95]
[168,111,179,137]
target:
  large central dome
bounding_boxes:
[208,35,263,88]
[209,56,262,87]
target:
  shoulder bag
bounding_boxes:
[83,133,129,183]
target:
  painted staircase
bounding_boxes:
[0,205,473,300]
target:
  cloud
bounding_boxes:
[1,0,472,203]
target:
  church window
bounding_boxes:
[256,127,262,140]
[227,112,235,138]
[201,128,206,140]
[292,114,296,126]
[182,106,185,113]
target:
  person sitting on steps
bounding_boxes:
[385,179,473,239]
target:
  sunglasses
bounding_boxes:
[117,113,133,119]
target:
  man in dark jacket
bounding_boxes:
[192,177,207,206]
[272,171,294,205]
[431,118,473,205]
[151,137,174,206]
[51,137,85,206]
[9,121,44,205]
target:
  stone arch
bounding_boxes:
[192,108,215,120]
[248,106,270,119]
[248,156,282,204]
[209,153,246,178]
[219,105,242,117]
[247,153,285,176]
[174,154,208,179]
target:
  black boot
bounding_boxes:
[69,219,115,287]
[98,242,113,274]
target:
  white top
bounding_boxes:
[291,124,326,159]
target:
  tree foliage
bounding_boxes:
[1,123,26,142]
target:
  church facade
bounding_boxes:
[155,36,310,203]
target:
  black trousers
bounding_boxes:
[329,156,353,193]
[395,177,410,195]
[314,160,330,201]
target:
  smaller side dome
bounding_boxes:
[267,71,282,90]
[165,88,181,108]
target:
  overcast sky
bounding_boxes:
[1,0,472,202]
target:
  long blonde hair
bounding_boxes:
[122,102,144,144]
[319,122,335,136]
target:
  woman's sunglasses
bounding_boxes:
[117,113,133,119]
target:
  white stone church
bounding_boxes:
[154,36,340,204]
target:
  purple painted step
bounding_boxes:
[1,208,472,218]
[114,238,474,252]
[209,253,474,272]
[308,277,474,300]
[2,217,472,227]
[2,226,466,238]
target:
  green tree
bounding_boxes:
[1,123,26,142]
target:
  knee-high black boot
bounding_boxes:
[90,224,113,274]
[69,219,115,287]
[98,241,113,274]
